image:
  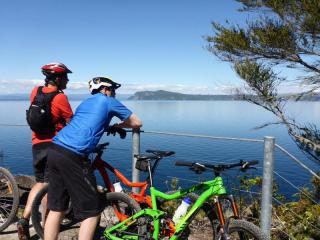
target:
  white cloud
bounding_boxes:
[118,83,240,95]
[0,79,42,94]
[0,79,239,95]
[0,79,315,95]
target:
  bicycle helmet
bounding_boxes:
[42,62,72,88]
[42,62,72,76]
[88,77,121,95]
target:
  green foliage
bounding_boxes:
[239,174,320,239]
[170,177,179,191]
[274,194,320,239]
[234,60,279,102]
[240,176,263,190]
[311,172,320,200]
[165,175,320,238]
[206,0,320,162]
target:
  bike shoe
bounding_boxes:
[17,218,30,240]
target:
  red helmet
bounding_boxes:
[41,62,72,77]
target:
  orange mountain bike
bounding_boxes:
[31,141,175,239]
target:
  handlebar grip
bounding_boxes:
[100,142,110,147]
[248,160,259,166]
[175,161,193,167]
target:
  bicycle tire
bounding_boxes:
[31,184,49,239]
[31,184,75,239]
[100,192,145,237]
[225,219,268,240]
[33,188,143,239]
[0,167,19,232]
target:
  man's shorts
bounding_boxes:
[32,142,52,183]
[47,143,104,221]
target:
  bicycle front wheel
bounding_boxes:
[159,191,217,239]
[0,167,19,232]
[225,219,268,240]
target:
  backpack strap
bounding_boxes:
[33,86,62,104]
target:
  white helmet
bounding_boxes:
[88,77,121,95]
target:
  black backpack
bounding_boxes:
[26,87,61,134]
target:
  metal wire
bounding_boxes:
[144,130,264,143]
[143,130,319,180]
[273,170,318,204]
[275,143,320,180]
[0,124,27,127]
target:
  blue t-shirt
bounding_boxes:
[53,93,132,155]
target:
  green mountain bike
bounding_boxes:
[103,155,268,240]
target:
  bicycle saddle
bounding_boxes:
[134,154,159,161]
[145,150,175,157]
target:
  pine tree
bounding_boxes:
[206,0,320,162]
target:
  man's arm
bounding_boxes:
[114,114,142,129]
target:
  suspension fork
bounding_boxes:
[215,194,240,220]
[215,196,226,226]
[214,194,241,236]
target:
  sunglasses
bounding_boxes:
[106,87,116,92]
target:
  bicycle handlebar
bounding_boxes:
[94,142,110,153]
[175,160,259,173]
[175,161,193,167]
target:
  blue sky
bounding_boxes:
[0,0,303,95]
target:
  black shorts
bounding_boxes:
[47,143,104,221]
[32,142,52,183]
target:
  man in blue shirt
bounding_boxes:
[44,77,142,240]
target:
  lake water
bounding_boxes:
[0,100,319,199]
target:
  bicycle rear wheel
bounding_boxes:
[31,184,75,239]
[100,192,144,238]
[225,219,268,240]
[32,188,143,239]
[0,167,19,232]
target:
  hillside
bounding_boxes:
[128,90,238,101]
[128,90,320,101]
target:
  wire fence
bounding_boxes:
[140,130,319,240]
[0,125,319,239]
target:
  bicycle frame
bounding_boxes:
[104,176,241,240]
[92,156,153,207]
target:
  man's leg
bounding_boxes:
[78,215,100,240]
[44,210,64,240]
[17,182,46,239]
[18,142,51,240]
[23,182,46,219]
[41,193,48,226]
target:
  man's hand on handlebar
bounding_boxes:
[106,125,127,139]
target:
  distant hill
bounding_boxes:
[128,90,320,101]
[128,90,239,101]
[0,91,318,101]
[284,93,320,101]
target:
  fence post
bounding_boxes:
[132,128,141,193]
[260,136,275,238]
